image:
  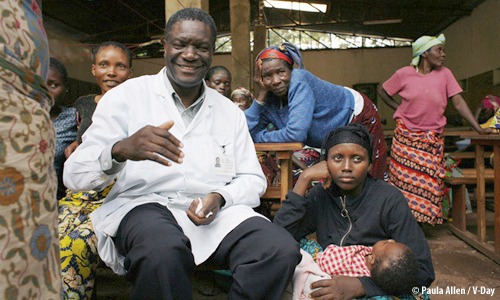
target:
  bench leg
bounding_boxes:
[451,184,466,231]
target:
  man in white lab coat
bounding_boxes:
[64,7,300,299]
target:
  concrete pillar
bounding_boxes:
[165,0,209,21]
[230,0,252,89]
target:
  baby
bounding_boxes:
[295,240,419,299]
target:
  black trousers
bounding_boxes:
[114,203,300,299]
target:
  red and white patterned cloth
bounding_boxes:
[316,244,372,277]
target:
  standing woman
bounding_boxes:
[0,0,61,298]
[378,34,491,225]
[59,41,132,299]
[246,43,387,180]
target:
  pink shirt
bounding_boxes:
[383,66,463,132]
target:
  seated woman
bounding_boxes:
[274,124,434,299]
[231,87,254,111]
[475,95,500,125]
[59,41,133,299]
[245,43,387,180]
[205,65,232,97]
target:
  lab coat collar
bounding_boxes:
[153,67,215,108]
[153,67,214,133]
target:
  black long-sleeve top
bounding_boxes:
[273,177,435,297]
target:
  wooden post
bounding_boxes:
[165,0,209,22]
[229,0,251,89]
[475,144,486,242]
[494,144,500,254]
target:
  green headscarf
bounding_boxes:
[411,33,445,66]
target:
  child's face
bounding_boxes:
[232,94,251,110]
[92,46,132,95]
[326,143,371,196]
[47,67,66,106]
[372,239,396,255]
[206,71,231,97]
[366,239,397,271]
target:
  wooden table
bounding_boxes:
[448,133,500,263]
[254,143,303,203]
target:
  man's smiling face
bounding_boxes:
[163,19,214,90]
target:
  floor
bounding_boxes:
[96,217,500,300]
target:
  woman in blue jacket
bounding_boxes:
[245,43,387,179]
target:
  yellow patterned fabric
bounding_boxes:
[481,106,500,132]
[0,1,61,299]
[59,183,114,300]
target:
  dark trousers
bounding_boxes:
[114,203,300,299]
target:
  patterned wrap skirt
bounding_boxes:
[0,1,61,298]
[350,93,387,181]
[59,183,114,300]
[388,119,446,225]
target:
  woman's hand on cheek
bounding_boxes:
[253,59,265,88]
[309,276,365,300]
[253,59,269,102]
[294,161,331,196]
[303,161,331,183]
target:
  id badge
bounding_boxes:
[214,156,235,177]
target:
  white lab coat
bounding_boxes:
[64,68,267,275]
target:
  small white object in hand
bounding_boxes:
[195,198,213,218]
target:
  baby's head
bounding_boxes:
[366,240,419,295]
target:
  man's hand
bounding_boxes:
[111,120,184,166]
[186,193,224,226]
[309,276,365,300]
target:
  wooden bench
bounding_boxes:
[255,143,304,214]
[444,168,494,232]
[447,151,493,159]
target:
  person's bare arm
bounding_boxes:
[451,94,492,134]
[64,140,79,158]
[474,106,482,122]
[292,154,308,170]
[378,86,399,111]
